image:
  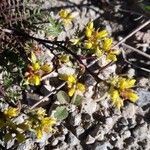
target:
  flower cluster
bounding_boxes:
[26,108,56,139]
[4,107,19,118]
[60,74,85,97]
[71,21,119,61]
[109,76,139,109]
[25,51,52,86]
[58,9,74,25]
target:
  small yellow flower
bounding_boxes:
[58,9,74,25]
[28,74,41,86]
[76,83,85,92]
[4,107,19,118]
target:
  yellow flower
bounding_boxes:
[76,83,85,92]
[28,74,41,86]
[41,64,52,73]
[103,38,113,51]
[4,107,19,118]
[58,9,74,25]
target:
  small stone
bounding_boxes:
[122,130,131,139]
[52,139,59,146]
[122,103,137,119]
[40,85,53,96]
[86,135,95,144]
[76,126,85,137]
[137,89,150,107]
[133,123,148,140]
[94,141,112,150]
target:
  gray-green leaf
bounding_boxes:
[54,106,69,120]
[57,91,70,104]
[71,94,83,106]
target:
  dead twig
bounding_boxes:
[122,43,150,60]
[113,19,150,48]
[121,49,150,73]
[30,82,66,110]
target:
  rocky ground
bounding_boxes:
[1,0,150,150]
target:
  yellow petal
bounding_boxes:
[118,78,136,90]
[85,28,93,38]
[70,38,80,45]
[103,38,113,51]
[68,87,76,97]
[110,89,123,109]
[29,75,41,86]
[36,128,43,139]
[96,30,108,39]
[127,91,139,103]
[59,9,68,18]
[59,55,70,63]
[86,21,94,30]
[32,62,41,71]
[41,64,52,73]
[84,41,93,49]
[77,83,85,92]
[106,53,117,62]
[67,75,76,84]
[31,51,37,64]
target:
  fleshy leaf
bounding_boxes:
[57,91,70,104]
[54,106,69,120]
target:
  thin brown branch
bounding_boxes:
[113,19,150,48]
[122,43,150,60]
